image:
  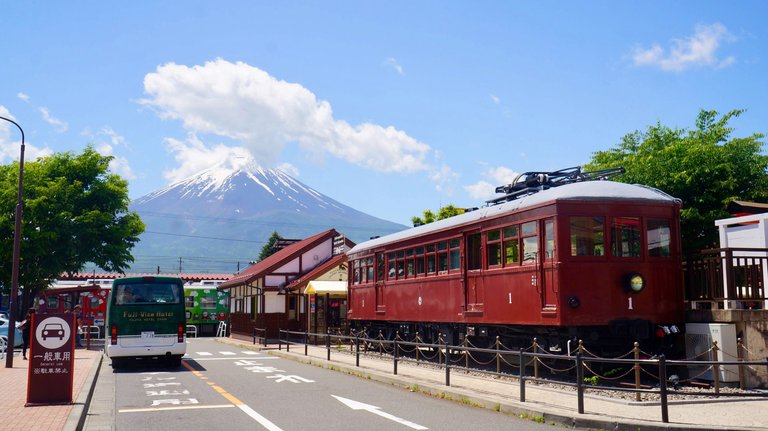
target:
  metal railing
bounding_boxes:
[252,327,267,347]
[186,325,198,338]
[277,329,768,424]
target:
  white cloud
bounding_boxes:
[385,57,404,75]
[162,134,254,183]
[464,165,520,199]
[430,164,459,195]
[0,106,52,162]
[17,93,29,102]
[277,162,300,177]
[632,23,735,72]
[139,59,434,176]
[83,126,135,180]
[38,106,69,133]
[489,94,501,104]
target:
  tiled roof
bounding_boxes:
[218,229,339,290]
[59,273,234,282]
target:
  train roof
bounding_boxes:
[348,181,679,254]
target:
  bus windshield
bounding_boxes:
[114,283,182,305]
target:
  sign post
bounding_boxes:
[26,313,75,406]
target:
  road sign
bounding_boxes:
[26,313,75,405]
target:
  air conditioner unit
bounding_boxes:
[684,323,739,383]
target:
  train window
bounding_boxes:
[521,222,538,264]
[407,258,415,276]
[438,252,448,272]
[426,244,435,252]
[416,255,425,274]
[388,259,396,279]
[503,226,519,265]
[570,216,605,256]
[397,250,405,259]
[522,221,537,236]
[487,229,502,267]
[367,266,375,282]
[611,217,641,258]
[406,248,414,257]
[647,219,672,257]
[438,241,448,251]
[449,239,461,271]
[353,267,360,284]
[201,296,217,309]
[396,260,405,278]
[427,254,436,273]
[416,246,424,255]
[545,219,555,259]
[377,254,385,280]
[466,233,482,270]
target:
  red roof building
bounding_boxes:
[218,229,354,339]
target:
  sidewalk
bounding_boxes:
[0,344,102,431]
[218,337,768,431]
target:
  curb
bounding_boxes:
[64,352,103,431]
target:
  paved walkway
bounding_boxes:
[216,337,768,431]
[0,343,102,431]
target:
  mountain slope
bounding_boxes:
[127,157,407,273]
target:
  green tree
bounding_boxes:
[258,231,283,261]
[0,147,145,310]
[587,109,768,253]
[412,204,466,226]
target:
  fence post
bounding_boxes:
[252,326,256,345]
[304,331,308,356]
[737,338,745,389]
[496,336,501,374]
[712,341,720,395]
[576,352,584,414]
[415,332,420,363]
[519,348,526,402]
[445,341,451,386]
[378,330,383,356]
[438,334,444,365]
[278,330,282,351]
[355,335,360,367]
[533,337,540,379]
[658,354,669,423]
[634,342,641,402]
[326,329,331,361]
[394,338,399,375]
[286,330,290,352]
[464,336,469,369]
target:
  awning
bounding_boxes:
[303,281,347,295]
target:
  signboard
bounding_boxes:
[26,313,75,406]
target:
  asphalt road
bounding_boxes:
[90,338,560,431]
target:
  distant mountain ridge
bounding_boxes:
[126,157,407,274]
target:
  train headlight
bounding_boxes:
[624,273,645,293]
[567,296,580,308]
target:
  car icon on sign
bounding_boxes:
[42,323,65,340]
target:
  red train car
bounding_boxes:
[347,168,685,354]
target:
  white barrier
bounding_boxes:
[0,335,6,359]
[83,325,101,339]
[186,325,198,338]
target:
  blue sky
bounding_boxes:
[1,2,766,226]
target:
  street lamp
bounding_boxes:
[1,115,25,369]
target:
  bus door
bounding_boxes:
[539,218,557,313]
[464,231,483,314]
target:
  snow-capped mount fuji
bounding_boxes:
[127,157,407,273]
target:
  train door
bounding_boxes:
[464,231,483,314]
[539,218,557,313]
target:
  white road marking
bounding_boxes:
[119,404,234,413]
[237,404,284,431]
[219,351,236,355]
[333,395,428,430]
[196,351,213,356]
[192,356,278,361]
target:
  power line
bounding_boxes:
[143,230,268,243]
